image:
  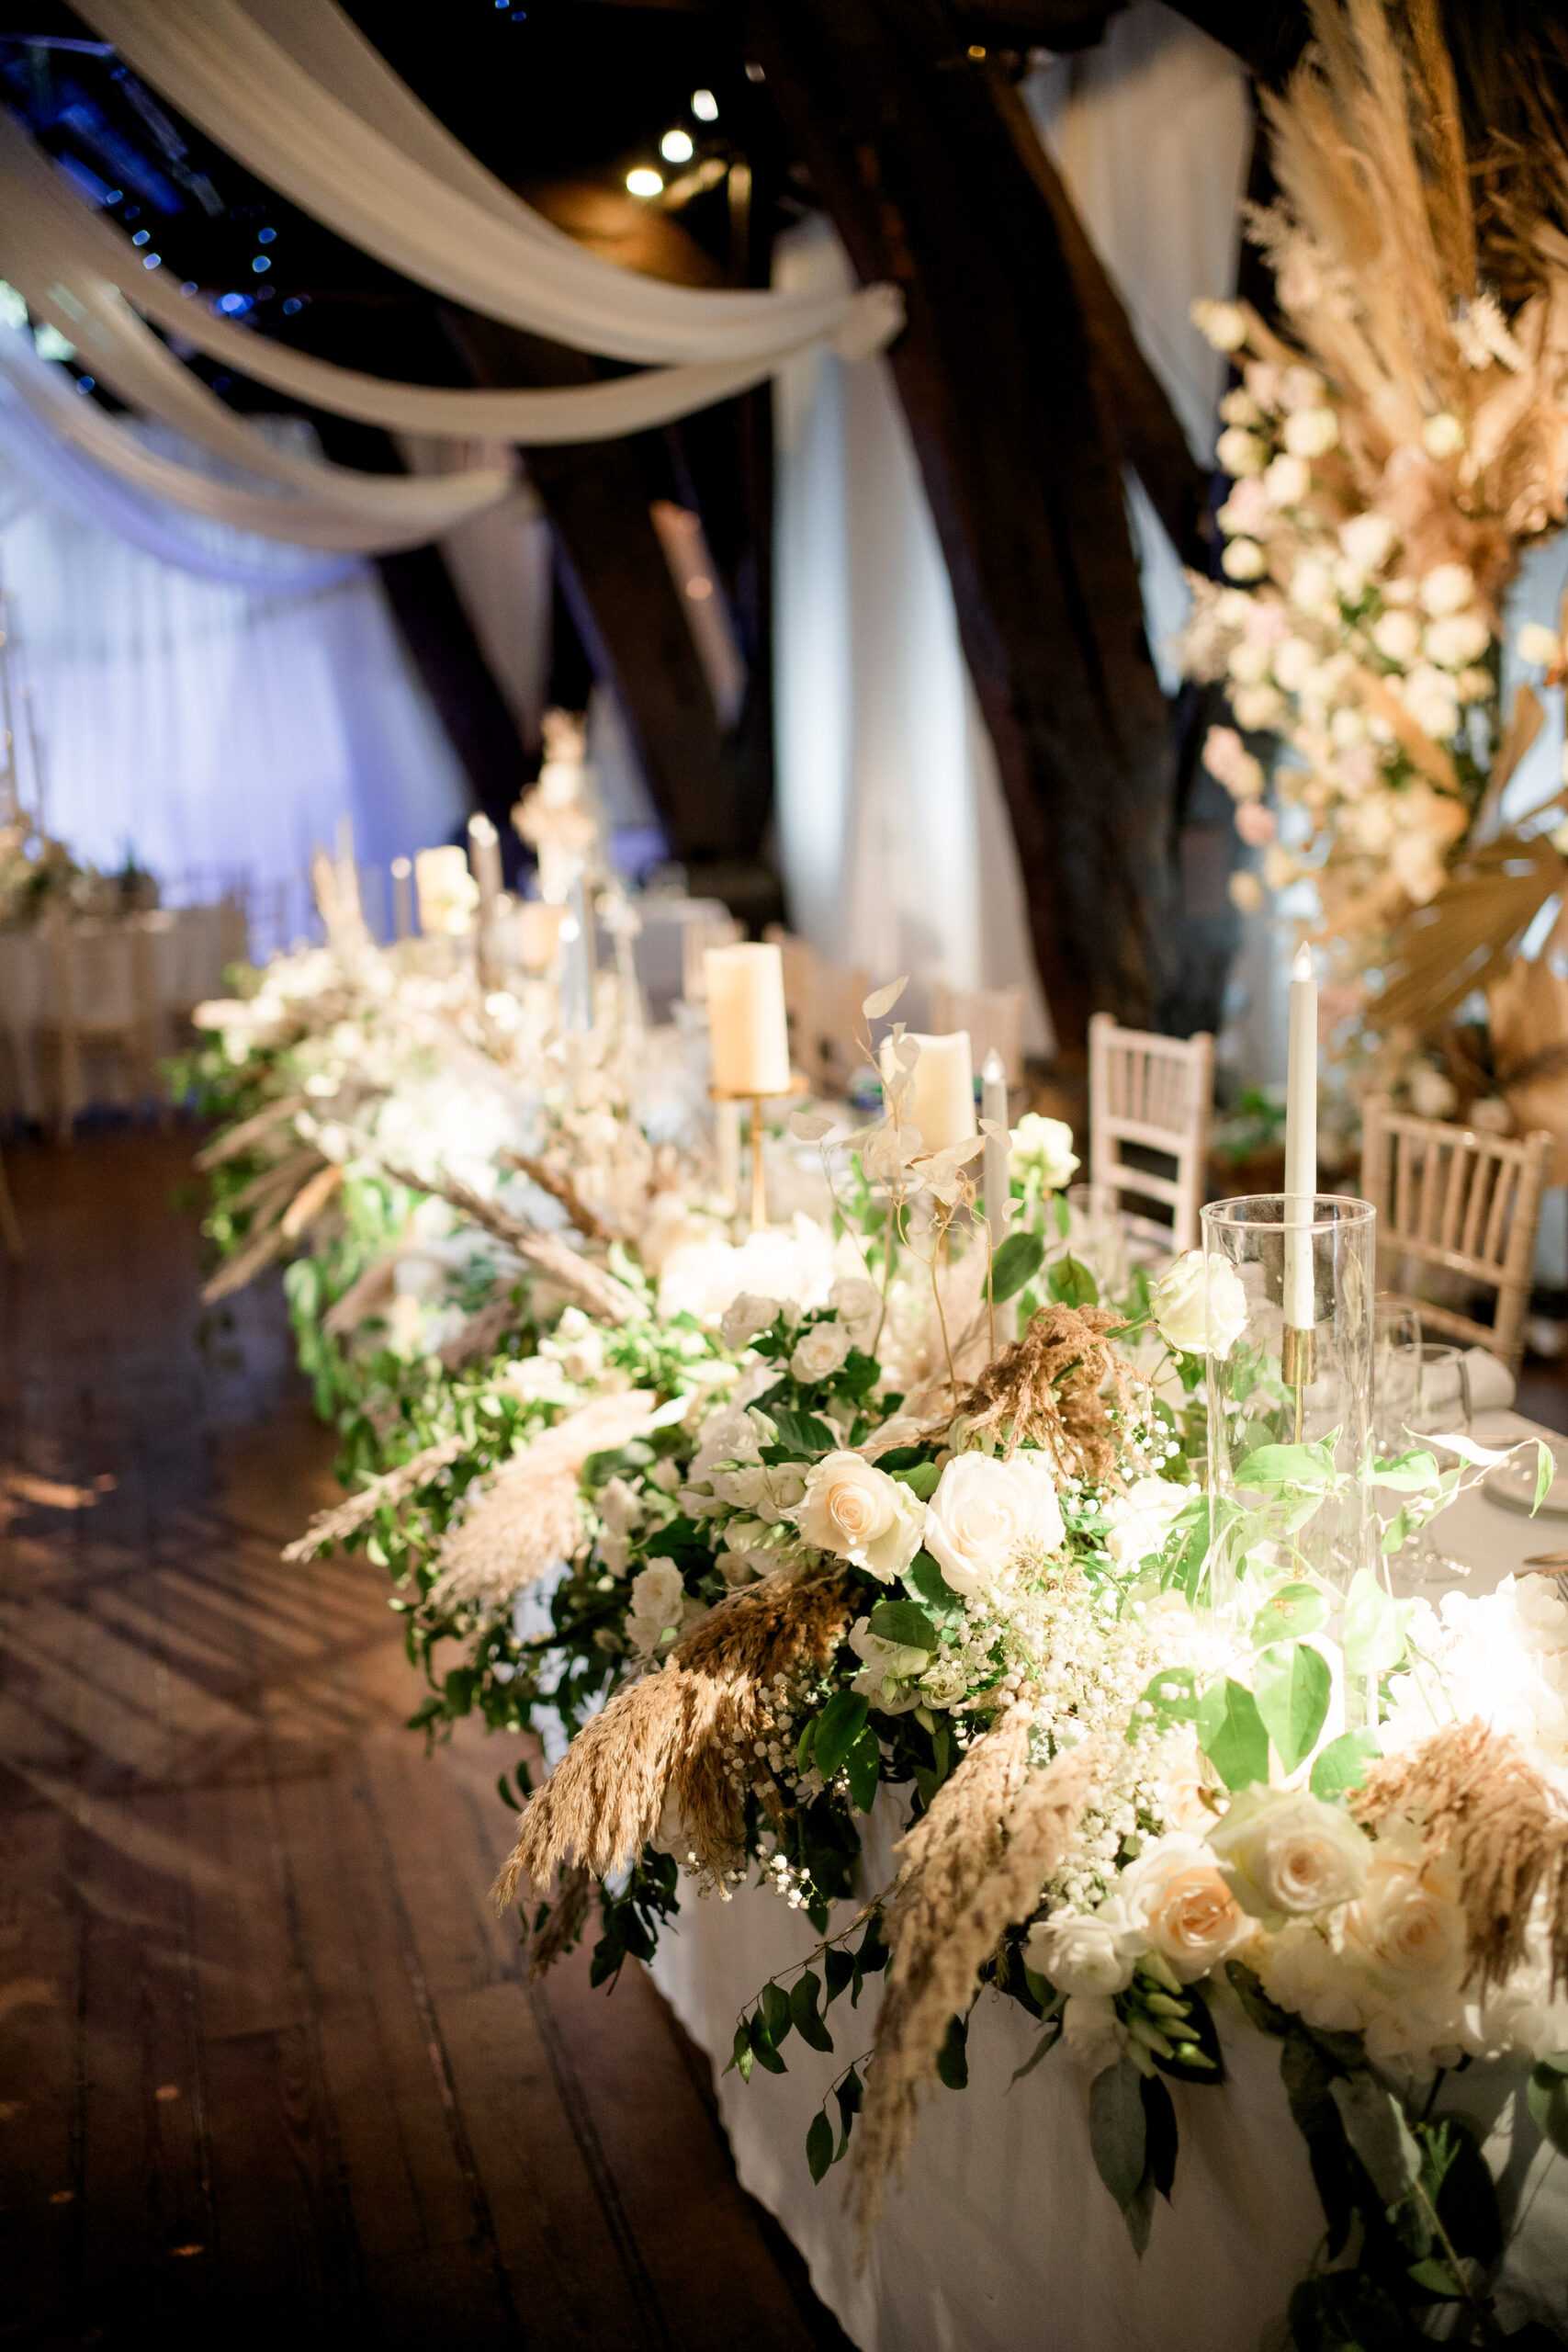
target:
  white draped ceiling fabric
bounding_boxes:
[773,218,1053,1052]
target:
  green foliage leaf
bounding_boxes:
[1253,1641,1332,1775]
[1371,1448,1442,1493]
[1195,1677,1270,1792]
[1141,2072,1179,2202]
[990,1229,1045,1302]
[1342,1567,1415,1679]
[761,1980,793,2047]
[1233,1438,1340,1494]
[888,1459,941,1498]
[844,1723,882,1813]
[902,1548,965,1619]
[806,2109,834,2184]
[749,2010,787,2075]
[1128,1665,1200,1745]
[813,1689,871,1780]
[867,1597,939,1650]
[1328,2071,1421,2206]
[834,2066,863,2160]
[1405,2257,1462,2300]
[1089,2055,1146,2210]
[1046,1252,1100,1307]
[824,1946,855,2007]
[1310,1730,1381,1802]
[726,2021,754,2083]
[1536,1439,1556,1515]
[935,2011,969,2090]
[769,1405,839,1457]
[1529,2060,1568,2156]
[1250,1582,1330,1647]
[791,1970,835,2053]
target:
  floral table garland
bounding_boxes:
[186,924,1568,2351]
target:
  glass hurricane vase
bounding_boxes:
[1201,1195,1376,1613]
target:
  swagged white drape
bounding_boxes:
[0,411,467,919]
[773,218,1052,1052]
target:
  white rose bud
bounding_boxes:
[1216,427,1268,479]
[720,1292,782,1350]
[1192,299,1247,353]
[1024,1905,1142,1998]
[1371,608,1421,664]
[1209,1786,1371,1922]
[1009,1112,1079,1190]
[1264,453,1311,507]
[1150,1250,1249,1359]
[1418,561,1474,616]
[789,1317,852,1384]
[1221,538,1267,583]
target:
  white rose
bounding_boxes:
[829,1276,882,1350]
[1281,405,1338,458]
[1059,1993,1128,2075]
[1119,1835,1254,1984]
[1260,1920,1379,2032]
[1150,1250,1249,1359]
[1419,561,1474,616]
[1340,513,1395,572]
[1105,1475,1195,1571]
[721,1292,782,1350]
[1517,621,1562,668]
[1226,638,1272,684]
[1421,412,1465,458]
[790,1318,852,1383]
[792,1452,924,1582]
[1423,611,1490,671]
[923,1451,1065,1598]
[1024,1904,1142,1997]
[1399,667,1459,742]
[1192,299,1247,353]
[1371,608,1421,664]
[626,1559,685,1653]
[1219,387,1262,425]
[1222,537,1267,582]
[1009,1113,1079,1190]
[1216,426,1267,478]
[1338,1847,1465,1989]
[1229,870,1264,913]
[1262,843,1297,893]
[1264,453,1311,509]
[1210,1786,1371,1922]
[1407,1064,1457,1120]
[846,1614,930,1713]
[1231,684,1286,729]
[1271,636,1316,694]
[1290,556,1337,614]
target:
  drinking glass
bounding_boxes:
[1401,1342,1474,1585]
[1064,1181,1131,1306]
[1372,1299,1423,1457]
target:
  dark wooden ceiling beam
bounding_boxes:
[744,0,1181,1048]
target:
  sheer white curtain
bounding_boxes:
[0,419,467,917]
[773,218,1051,1049]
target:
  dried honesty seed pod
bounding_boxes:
[862,976,908,1022]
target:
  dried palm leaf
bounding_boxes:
[1371,831,1564,1034]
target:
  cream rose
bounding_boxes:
[829,1276,882,1350]
[790,1318,852,1384]
[720,1292,782,1350]
[791,1452,924,1582]
[924,1451,1065,1598]
[1120,1835,1253,1984]
[1059,1993,1128,2075]
[1105,1476,1195,1572]
[1210,1786,1371,1922]
[1009,1113,1079,1191]
[1260,1920,1379,2032]
[1517,621,1562,669]
[1281,405,1338,458]
[1150,1250,1248,1359]
[846,1615,930,1713]
[1339,1851,1465,1989]
[1419,560,1474,616]
[1024,1904,1142,1997]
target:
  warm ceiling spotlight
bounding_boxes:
[660,128,694,164]
[626,167,664,199]
[691,88,718,121]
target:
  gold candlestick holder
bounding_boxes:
[710,1076,808,1231]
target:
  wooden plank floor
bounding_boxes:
[0,1125,852,2352]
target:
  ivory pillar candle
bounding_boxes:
[468,812,502,918]
[415,845,473,937]
[1282,941,1318,1338]
[390,857,412,941]
[884,1030,976,1153]
[705,942,791,1097]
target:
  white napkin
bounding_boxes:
[1463,1347,1516,1413]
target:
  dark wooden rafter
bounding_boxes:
[444,313,743,865]
[744,0,1184,1046]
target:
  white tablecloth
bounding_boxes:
[650,1406,1568,2350]
[0,903,244,1117]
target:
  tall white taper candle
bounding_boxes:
[391,856,412,941]
[1282,940,1318,1336]
[981,1050,1016,1346]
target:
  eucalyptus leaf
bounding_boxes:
[761,1980,793,2046]
[1328,2070,1421,2205]
[806,2109,834,2183]
[1089,2055,1147,2210]
[790,1970,835,2053]
[1253,1641,1332,1775]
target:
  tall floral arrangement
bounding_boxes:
[1182,0,1568,1106]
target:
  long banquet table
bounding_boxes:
[649,1408,1568,2351]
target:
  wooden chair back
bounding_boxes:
[762,928,868,1096]
[931,981,1025,1087]
[1359,1096,1553,1376]
[42,916,160,1143]
[1088,1012,1214,1255]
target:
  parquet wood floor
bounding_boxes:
[0,1125,850,2352]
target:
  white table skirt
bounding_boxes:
[649,1408,1568,2350]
